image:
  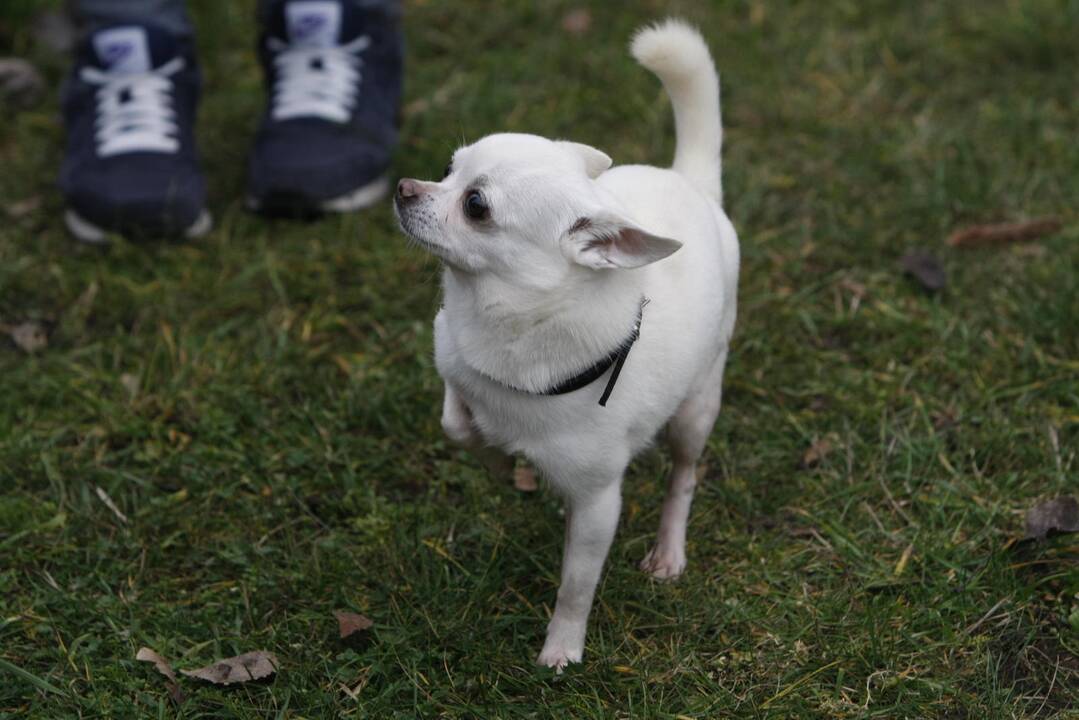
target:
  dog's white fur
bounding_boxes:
[394,19,738,670]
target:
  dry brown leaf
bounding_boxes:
[513,466,538,492]
[334,610,374,639]
[838,277,867,298]
[1023,496,1079,541]
[946,217,1062,248]
[561,8,592,35]
[900,251,946,291]
[136,647,177,682]
[136,647,186,704]
[931,407,958,432]
[0,57,45,109]
[838,277,867,314]
[801,436,835,468]
[180,651,279,685]
[4,196,41,219]
[2,321,48,353]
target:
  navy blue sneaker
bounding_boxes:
[59,24,210,243]
[247,0,403,216]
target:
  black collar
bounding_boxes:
[479,298,647,407]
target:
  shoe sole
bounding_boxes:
[246,174,390,215]
[65,208,213,244]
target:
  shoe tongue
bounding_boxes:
[91,25,179,75]
[285,1,342,47]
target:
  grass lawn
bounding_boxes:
[2,0,1077,717]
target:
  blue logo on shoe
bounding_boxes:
[293,15,326,39]
[93,27,153,73]
[285,2,341,46]
[101,42,133,65]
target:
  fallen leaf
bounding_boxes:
[167,428,191,449]
[334,610,374,639]
[137,647,176,681]
[1023,496,1079,541]
[946,217,1062,248]
[513,466,538,492]
[2,321,48,353]
[4,196,41,219]
[900,251,946,291]
[838,277,867,313]
[0,57,45,109]
[180,651,279,685]
[136,647,186,704]
[838,277,867,298]
[931,406,958,432]
[561,8,592,35]
[801,436,834,469]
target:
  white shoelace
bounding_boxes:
[269,35,370,123]
[80,57,185,158]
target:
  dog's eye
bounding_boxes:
[464,190,489,220]
[443,163,453,179]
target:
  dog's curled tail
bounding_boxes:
[631,19,722,203]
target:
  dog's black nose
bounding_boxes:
[397,178,420,202]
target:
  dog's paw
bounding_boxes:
[536,641,583,673]
[640,545,686,579]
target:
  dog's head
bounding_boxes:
[394,133,680,287]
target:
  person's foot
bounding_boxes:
[59,24,210,243]
[247,0,402,217]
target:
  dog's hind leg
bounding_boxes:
[441,383,514,480]
[640,349,727,579]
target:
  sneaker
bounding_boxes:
[59,24,210,243]
[246,0,403,216]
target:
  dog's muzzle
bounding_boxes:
[394,178,439,250]
[395,178,427,209]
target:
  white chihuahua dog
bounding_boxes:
[394,19,738,670]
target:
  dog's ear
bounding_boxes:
[563,212,682,269]
[557,141,612,179]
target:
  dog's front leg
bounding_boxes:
[537,481,622,671]
[440,384,514,479]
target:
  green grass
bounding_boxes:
[2,0,1078,717]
